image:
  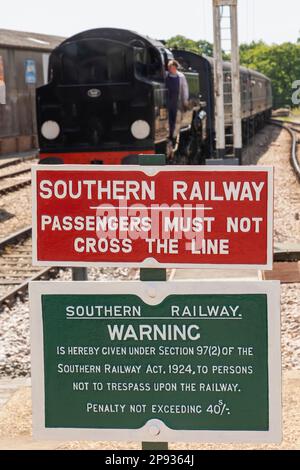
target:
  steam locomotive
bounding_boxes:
[36,28,272,165]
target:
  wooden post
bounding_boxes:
[230,0,243,162]
[212,0,242,162]
[139,154,168,451]
[212,0,226,159]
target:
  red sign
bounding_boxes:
[32,165,273,268]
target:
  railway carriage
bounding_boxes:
[172,50,272,157]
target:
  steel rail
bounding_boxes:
[0,153,37,171]
[0,178,31,196]
[0,167,31,182]
[270,119,300,182]
[0,227,59,309]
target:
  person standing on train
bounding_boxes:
[166,60,189,142]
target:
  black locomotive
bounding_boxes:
[36,28,272,165]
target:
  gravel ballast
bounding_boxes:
[0,186,32,239]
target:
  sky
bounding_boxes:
[1,0,300,45]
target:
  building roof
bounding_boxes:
[0,28,65,51]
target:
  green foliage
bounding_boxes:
[166,35,232,60]
[240,41,300,108]
[165,35,214,57]
[198,40,214,57]
[239,40,266,53]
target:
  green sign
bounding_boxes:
[29,281,281,443]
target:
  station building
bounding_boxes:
[0,29,64,156]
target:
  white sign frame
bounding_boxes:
[29,280,281,443]
[32,165,274,270]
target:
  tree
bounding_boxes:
[240,41,300,108]
[165,35,203,54]
[166,35,229,59]
[198,40,214,57]
[239,40,266,53]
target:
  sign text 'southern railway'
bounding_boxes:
[32,165,273,268]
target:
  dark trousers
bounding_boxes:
[168,107,177,139]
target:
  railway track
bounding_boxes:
[0,153,38,196]
[0,152,37,171]
[0,167,31,182]
[0,227,59,309]
[265,120,300,282]
[0,176,31,196]
[270,119,300,181]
